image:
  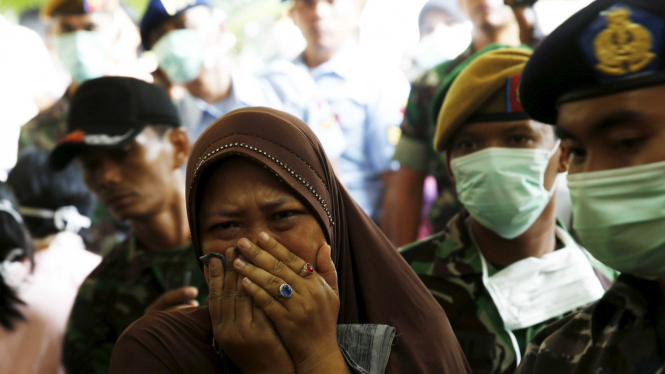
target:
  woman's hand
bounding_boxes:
[206,248,295,374]
[234,233,351,374]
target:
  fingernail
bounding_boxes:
[235,257,247,268]
[242,277,252,285]
[200,253,226,268]
[233,245,240,255]
[238,238,251,250]
[258,232,269,243]
[186,287,198,297]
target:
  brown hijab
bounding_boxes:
[184,107,470,373]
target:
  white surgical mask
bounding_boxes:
[153,29,205,85]
[477,224,605,331]
[451,140,561,239]
[568,160,665,280]
[52,31,111,83]
[19,205,91,234]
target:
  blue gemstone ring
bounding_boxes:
[278,284,293,299]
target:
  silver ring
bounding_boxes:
[278,284,293,299]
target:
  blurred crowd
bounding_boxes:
[1,0,664,373]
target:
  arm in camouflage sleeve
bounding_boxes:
[62,280,116,374]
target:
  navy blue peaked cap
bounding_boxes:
[520,0,665,125]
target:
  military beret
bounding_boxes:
[140,0,211,50]
[434,48,532,151]
[428,43,531,129]
[520,0,665,125]
[41,0,118,18]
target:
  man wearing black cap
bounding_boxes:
[54,77,208,374]
[515,1,665,373]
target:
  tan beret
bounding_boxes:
[434,48,533,151]
[42,0,118,19]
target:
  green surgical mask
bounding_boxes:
[568,160,665,280]
[153,29,204,85]
[451,141,561,239]
[53,31,110,83]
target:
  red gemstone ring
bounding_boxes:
[299,263,314,278]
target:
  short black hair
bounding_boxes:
[0,183,33,331]
[7,148,96,239]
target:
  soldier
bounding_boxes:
[50,77,208,374]
[20,0,146,254]
[515,1,665,373]
[400,48,616,374]
[382,0,538,247]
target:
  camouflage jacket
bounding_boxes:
[517,274,665,374]
[400,211,617,374]
[19,94,70,151]
[62,235,208,374]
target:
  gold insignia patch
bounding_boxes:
[388,126,401,146]
[594,7,656,76]
[320,114,335,129]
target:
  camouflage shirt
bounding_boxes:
[517,274,665,374]
[19,94,70,151]
[62,235,208,374]
[400,211,617,374]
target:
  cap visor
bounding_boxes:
[49,129,139,170]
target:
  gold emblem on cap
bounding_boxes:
[594,8,655,76]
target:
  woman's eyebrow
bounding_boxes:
[206,209,241,219]
[260,197,294,211]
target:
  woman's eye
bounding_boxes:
[211,222,235,231]
[275,211,297,220]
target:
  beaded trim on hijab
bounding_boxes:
[192,142,334,227]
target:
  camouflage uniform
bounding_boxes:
[517,274,665,374]
[19,95,70,151]
[400,210,617,374]
[62,235,208,374]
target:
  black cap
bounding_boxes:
[520,0,665,125]
[50,77,180,170]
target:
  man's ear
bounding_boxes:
[557,142,570,173]
[168,128,191,169]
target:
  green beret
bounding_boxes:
[434,48,532,151]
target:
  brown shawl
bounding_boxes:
[110,107,470,373]
[186,107,469,373]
